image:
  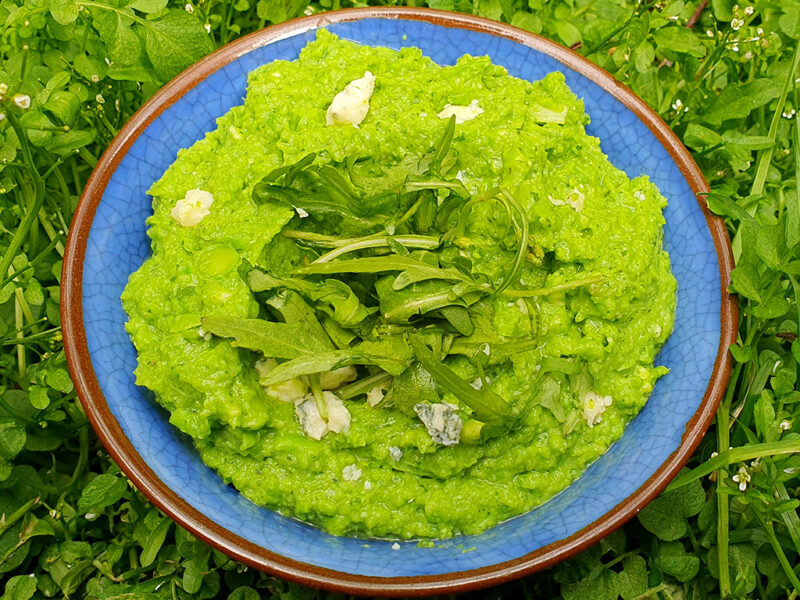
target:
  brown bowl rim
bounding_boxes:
[62,7,738,597]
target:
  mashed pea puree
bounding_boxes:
[122,31,676,539]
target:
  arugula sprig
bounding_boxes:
[197,110,615,444]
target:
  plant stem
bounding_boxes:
[0,112,46,289]
[753,509,800,594]
[501,275,604,297]
[314,235,440,263]
[0,496,40,538]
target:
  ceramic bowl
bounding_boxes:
[62,7,737,596]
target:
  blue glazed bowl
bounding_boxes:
[62,8,736,596]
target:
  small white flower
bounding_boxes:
[12,94,31,109]
[744,5,754,15]
[204,23,211,33]
[731,17,744,30]
[757,27,764,36]
[342,464,362,481]
[303,5,314,15]
[91,74,99,83]
[731,44,739,52]
[0,113,5,122]
[185,3,194,13]
[671,98,683,111]
[731,465,751,491]
[710,451,719,458]
[743,51,753,60]
[104,56,112,66]
[84,512,98,521]
[706,29,714,37]
[780,420,792,431]
[96,94,105,104]
[782,110,796,119]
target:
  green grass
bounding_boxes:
[0,0,799,598]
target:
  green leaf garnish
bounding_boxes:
[409,335,513,425]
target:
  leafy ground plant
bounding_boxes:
[1,0,799,598]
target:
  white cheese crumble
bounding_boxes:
[549,188,584,212]
[391,542,401,550]
[325,392,351,433]
[294,391,350,438]
[388,446,403,461]
[325,71,376,127]
[320,366,357,390]
[437,99,483,124]
[366,381,389,407]
[342,464,362,481]
[364,480,372,490]
[295,398,328,440]
[171,189,213,227]
[266,378,308,403]
[295,207,309,218]
[582,391,613,428]
[634,190,646,201]
[414,402,462,446]
[255,359,276,378]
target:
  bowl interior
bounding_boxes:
[80,17,721,577]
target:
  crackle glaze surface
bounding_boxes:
[79,17,720,577]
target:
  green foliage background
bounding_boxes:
[1,0,800,598]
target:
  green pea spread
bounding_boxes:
[122,31,677,539]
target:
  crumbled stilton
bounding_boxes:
[414,402,462,446]
[171,189,213,227]
[342,464,362,481]
[582,391,613,428]
[320,366,357,390]
[294,391,350,439]
[437,99,483,124]
[294,398,328,441]
[326,71,376,126]
[388,446,403,461]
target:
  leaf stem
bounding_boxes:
[338,372,392,400]
[665,439,800,492]
[0,496,40,538]
[0,112,46,292]
[313,235,440,263]
[753,509,800,595]
[75,1,148,25]
[501,275,604,297]
[750,38,800,198]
